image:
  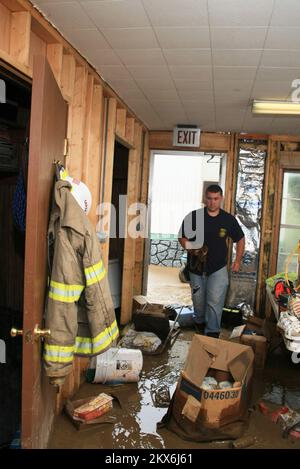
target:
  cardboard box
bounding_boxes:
[240,334,267,369]
[172,335,254,431]
[241,317,272,369]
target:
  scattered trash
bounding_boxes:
[65,394,117,431]
[258,401,270,417]
[279,409,300,438]
[132,332,162,352]
[201,377,218,390]
[288,295,300,320]
[73,393,113,421]
[219,381,234,389]
[119,329,162,353]
[151,384,171,408]
[277,312,300,340]
[231,435,256,449]
[271,407,289,423]
[237,302,254,321]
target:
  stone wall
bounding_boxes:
[150,239,185,267]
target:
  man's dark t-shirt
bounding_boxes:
[179,207,244,276]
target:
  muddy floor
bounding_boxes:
[147,265,192,306]
[48,328,300,450]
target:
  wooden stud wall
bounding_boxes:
[121,123,143,325]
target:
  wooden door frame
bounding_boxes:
[143,148,232,296]
[269,152,300,277]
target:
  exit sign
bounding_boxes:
[173,127,201,147]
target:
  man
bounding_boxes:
[178,185,245,338]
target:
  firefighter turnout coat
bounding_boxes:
[44,180,119,383]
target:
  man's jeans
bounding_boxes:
[189,266,229,334]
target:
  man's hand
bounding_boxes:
[232,260,241,272]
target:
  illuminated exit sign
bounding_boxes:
[173,126,201,147]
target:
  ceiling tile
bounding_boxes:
[35,2,95,29]
[151,101,186,114]
[178,89,214,101]
[251,81,291,100]
[143,88,180,100]
[155,27,210,49]
[64,29,111,51]
[126,65,171,79]
[213,49,261,67]
[98,65,133,81]
[136,77,176,90]
[87,49,123,66]
[151,102,187,123]
[208,0,274,27]
[265,27,300,49]
[116,88,147,100]
[163,49,211,66]
[108,79,141,91]
[143,0,208,27]
[214,80,253,95]
[214,66,257,81]
[261,50,300,68]
[116,49,165,65]
[82,0,150,28]
[33,0,73,3]
[185,109,215,125]
[271,0,300,27]
[174,79,213,91]
[101,28,159,49]
[182,101,214,113]
[169,65,212,80]
[211,27,267,49]
[256,67,300,82]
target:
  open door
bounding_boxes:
[20,56,67,448]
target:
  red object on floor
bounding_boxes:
[258,401,270,416]
[290,430,300,440]
[271,406,289,423]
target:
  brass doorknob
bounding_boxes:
[11,328,23,337]
[33,325,51,339]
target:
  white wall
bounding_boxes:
[150,152,222,237]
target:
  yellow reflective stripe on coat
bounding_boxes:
[84,260,106,286]
[75,320,119,355]
[44,343,74,363]
[49,280,84,303]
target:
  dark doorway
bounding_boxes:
[108,141,129,322]
[0,67,31,448]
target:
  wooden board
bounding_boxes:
[149,131,231,152]
[22,55,67,449]
[121,123,142,324]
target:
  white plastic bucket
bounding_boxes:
[93,347,143,384]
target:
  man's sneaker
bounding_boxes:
[206,332,220,339]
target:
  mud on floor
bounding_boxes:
[48,329,300,449]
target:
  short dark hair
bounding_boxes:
[205,184,223,196]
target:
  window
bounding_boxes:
[277,171,300,273]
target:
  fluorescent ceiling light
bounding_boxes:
[252,100,300,115]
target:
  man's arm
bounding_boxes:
[179,237,200,254]
[232,237,245,272]
[178,237,188,250]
